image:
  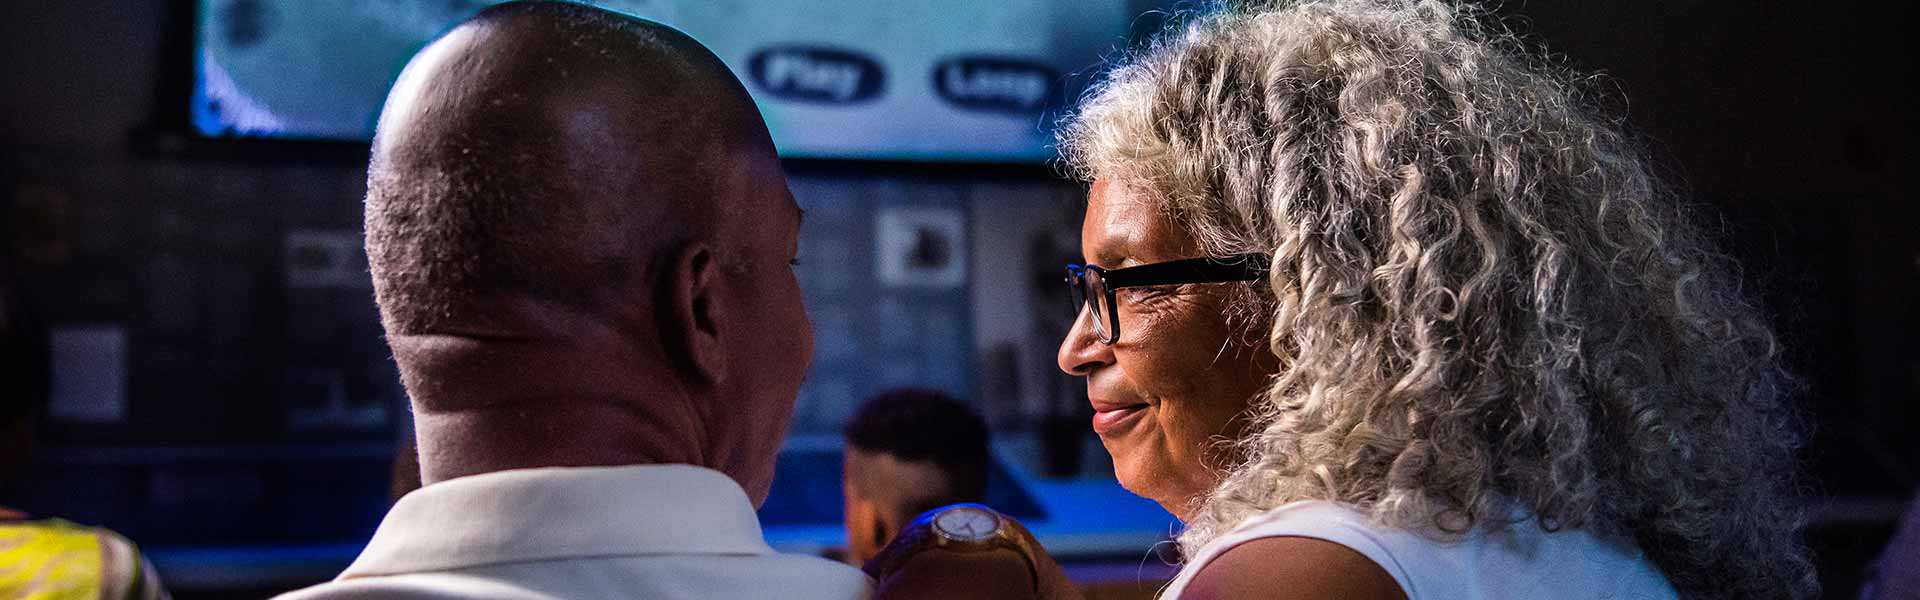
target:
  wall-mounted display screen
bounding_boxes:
[193,0,1142,161]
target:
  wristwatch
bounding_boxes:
[863,502,1042,595]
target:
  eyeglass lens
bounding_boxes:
[1067,267,1115,343]
[1084,269,1110,341]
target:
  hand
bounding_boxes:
[865,506,1082,600]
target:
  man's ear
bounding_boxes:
[875,502,909,549]
[663,243,727,383]
[846,494,888,556]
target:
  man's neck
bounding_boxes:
[390,330,713,486]
[413,401,705,485]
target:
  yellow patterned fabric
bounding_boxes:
[0,519,104,600]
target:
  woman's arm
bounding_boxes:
[1180,536,1406,600]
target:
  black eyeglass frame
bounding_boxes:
[1064,253,1270,345]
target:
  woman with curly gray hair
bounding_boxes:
[1054,1,1814,598]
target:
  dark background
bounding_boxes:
[4,0,1915,597]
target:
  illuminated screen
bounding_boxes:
[193,0,1139,161]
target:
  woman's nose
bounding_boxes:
[1057,306,1113,376]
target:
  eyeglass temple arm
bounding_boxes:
[1101,253,1270,288]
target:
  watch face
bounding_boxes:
[932,505,1002,542]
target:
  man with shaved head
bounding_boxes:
[279,2,1072,599]
[362,0,805,506]
[278,2,855,598]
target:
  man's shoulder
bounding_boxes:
[644,551,875,598]
[275,553,872,600]
[275,572,559,600]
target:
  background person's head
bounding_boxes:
[1057,0,1812,597]
[365,1,810,504]
[841,388,989,564]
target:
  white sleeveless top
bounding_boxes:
[1159,500,1676,599]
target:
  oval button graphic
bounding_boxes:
[932,56,1061,115]
[748,45,886,104]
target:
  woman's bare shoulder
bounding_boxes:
[1179,536,1407,600]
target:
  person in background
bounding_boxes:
[277,2,1071,598]
[842,388,991,565]
[1054,0,1813,598]
[0,269,169,599]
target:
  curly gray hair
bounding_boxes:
[1058,1,1814,597]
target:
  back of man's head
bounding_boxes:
[367,1,813,503]
[841,389,990,563]
[369,0,755,336]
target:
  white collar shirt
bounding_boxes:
[276,464,873,600]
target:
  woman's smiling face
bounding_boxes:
[1057,179,1278,521]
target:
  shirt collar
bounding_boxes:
[341,464,774,578]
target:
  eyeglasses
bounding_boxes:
[1063,253,1269,345]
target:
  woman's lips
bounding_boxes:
[1090,401,1149,435]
